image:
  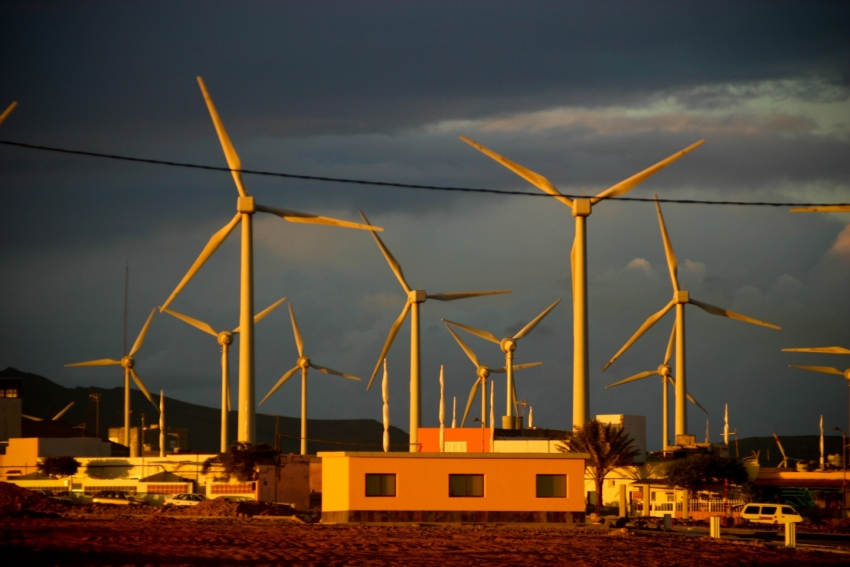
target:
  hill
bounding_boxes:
[1,367,409,454]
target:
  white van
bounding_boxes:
[739,503,803,524]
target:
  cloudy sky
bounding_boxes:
[1,2,848,451]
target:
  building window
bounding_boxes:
[449,474,483,497]
[365,474,396,497]
[536,474,566,498]
[445,441,467,452]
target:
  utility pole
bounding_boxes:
[88,392,101,438]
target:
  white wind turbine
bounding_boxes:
[67,308,159,447]
[784,345,850,436]
[444,322,541,428]
[160,77,381,444]
[22,401,75,422]
[258,303,361,455]
[358,211,509,451]
[443,298,561,429]
[460,136,703,428]
[164,297,285,452]
[603,197,780,438]
[605,320,707,448]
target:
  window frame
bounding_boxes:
[536,474,567,498]
[365,473,397,497]
[448,474,484,497]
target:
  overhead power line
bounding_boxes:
[1,139,847,209]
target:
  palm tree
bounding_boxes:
[559,419,641,519]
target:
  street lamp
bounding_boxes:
[833,426,846,515]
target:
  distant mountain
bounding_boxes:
[1,367,409,454]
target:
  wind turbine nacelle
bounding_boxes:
[477,365,490,379]
[408,290,427,303]
[121,356,134,369]
[571,198,591,217]
[297,355,311,370]
[500,337,516,353]
[658,364,671,377]
[675,290,690,304]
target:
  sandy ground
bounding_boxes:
[2,517,848,567]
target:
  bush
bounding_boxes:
[202,442,278,482]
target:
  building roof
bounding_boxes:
[317,451,589,459]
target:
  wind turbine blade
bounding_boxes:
[163,308,218,337]
[513,298,562,340]
[367,302,412,390]
[606,370,659,388]
[655,196,679,292]
[66,359,121,367]
[782,346,850,355]
[687,391,708,414]
[0,101,17,126]
[196,76,248,197]
[130,368,157,409]
[790,205,850,213]
[256,205,382,231]
[312,365,361,381]
[460,136,573,207]
[288,303,305,357]
[490,367,507,373]
[51,401,75,421]
[689,298,781,330]
[663,319,677,365]
[161,213,241,311]
[427,290,511,301]
[789,365,845,376]
[444,323,480,368]
[258,365,300,405]
[442,319,501,345]
[602,299,676,371]
[251,297,286,326]
[129,307,158,357]
[22,414,42,421]
[511,381,518,411]
[359,210,410,293]
[461,377,482,427]
[591,140,705,204]
[513,362,543,371]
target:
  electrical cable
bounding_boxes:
[1,139,847,208]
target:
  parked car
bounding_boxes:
[164,493,208,506]
[739,503,803,524]
[214,495,254,503]
[31,489,74,503]
[90,491,146,506]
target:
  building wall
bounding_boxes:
[320,452,586,517]
[418,428,491,453]
[596,414,647,461]
[0,398,22,442]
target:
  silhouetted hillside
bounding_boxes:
[1,367,409,454]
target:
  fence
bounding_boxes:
[631,499,745,517]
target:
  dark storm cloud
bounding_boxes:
[1,2,848,449]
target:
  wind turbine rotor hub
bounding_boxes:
[408,290,427,303]
[500,338,516,353]
[659,364,671,377]
[236,196,255,214]
[477,365,490,378]
[571,198,592,218]
[121,356,134,369]
[297,355,311,369]
[217,331,233,346]
[675,290,690,304]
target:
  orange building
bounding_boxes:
[319,451,588,523]
[418,427,492,452]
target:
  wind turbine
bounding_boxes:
[444,323,542,428]
[22,401,75,422]
[784,345,850,435]
[443,298,561,429]
[445,323,541,428]
[160,77,381,444]
[605,321,707,448]
[460,135,703,429]
[602,197,780,437]
[0,101,17,126]
[258,303,361,455]
[358,211,509,451]
[67,307,159,448]
[164,297,285,452]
